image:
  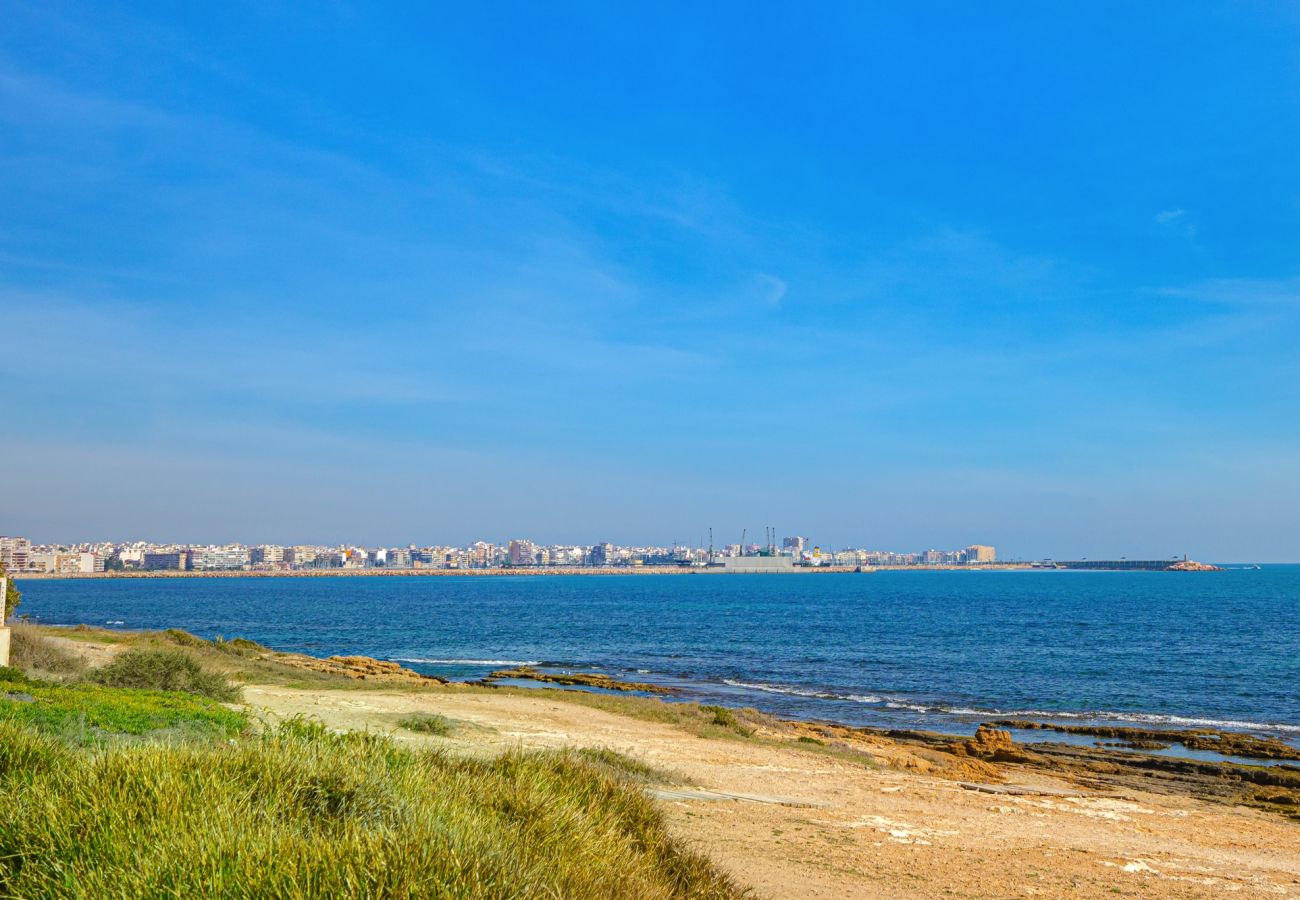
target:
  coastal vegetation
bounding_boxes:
[7,622,86,676]
[398,710,455,736]
[0,713,742,897]
[0,630,744,897]
[89,648,243,702]
[0,669,246,745]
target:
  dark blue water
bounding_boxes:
[15,567,1300,748]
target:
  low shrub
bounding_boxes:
[398,712,455,736]
[89,650,241,702]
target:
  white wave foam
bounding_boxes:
[722,678,839,699]
[728,681,909,712]
[719,679,1300,734]
[393,658,540,666]
[988,708,1300,734]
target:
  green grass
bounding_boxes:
[398,711,455,736]
[0,671,247,746]
[0,717,744,898]
[88,649,242,702]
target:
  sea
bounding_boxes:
[15,566,1300,758]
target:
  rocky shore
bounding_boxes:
[480,665,680,693]
[269,652,450,685]
[991,719,1300,761]
[256,647,1300,820]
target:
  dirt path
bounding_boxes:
[242,684,1300,899]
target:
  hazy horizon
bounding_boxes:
[3,3,1299,562]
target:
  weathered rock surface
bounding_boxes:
[991,719,1300,761]
[272,653,448,684]
[948,725,1042,764]
[1166,559,1222,571]
[482,665,678,694]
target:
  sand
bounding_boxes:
[240,683,1300,899]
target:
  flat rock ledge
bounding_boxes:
[271,653,448,684]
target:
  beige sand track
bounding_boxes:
[242,683,1300,899]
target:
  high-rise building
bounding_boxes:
[0,536,32,571]
[508,540,537,566]
[964,545,996,564]
[782,536,807,555]
[250,545,285,566]
[76,552,104,574]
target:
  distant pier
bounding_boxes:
[1048,559,1220,572]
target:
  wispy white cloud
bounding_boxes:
[755,273,788,307]
[1153,207,1197,240]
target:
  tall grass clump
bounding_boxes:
[8,623,86,677]
[0,718,744,898]
[89,649,241,702]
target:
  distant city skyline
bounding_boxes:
[2,4,1298,562]
[2,533,1000,574]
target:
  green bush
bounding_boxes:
[89,650,241,702]
[0,719,744,898]
[398,712,455,736]
[0,666,26,684]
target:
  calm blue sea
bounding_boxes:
[15,567,1300,748]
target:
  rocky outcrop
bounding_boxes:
[948,725,1041,764]
[991,720,1300,761]
[481,665,678,694]
[272,653,448,684]
[1166,559,1222,571]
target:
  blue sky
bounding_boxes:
[2,2,1298,559]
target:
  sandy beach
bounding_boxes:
[239,681,1299,898]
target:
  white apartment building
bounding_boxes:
[0,536,32,571]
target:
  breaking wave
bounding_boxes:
[394,658,540,667]
[720,679,1300,734]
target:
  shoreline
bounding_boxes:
[30,618,1297,756]
[25,562,1217,579]
[19,624,1300,896]
[35,621,1300,763]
